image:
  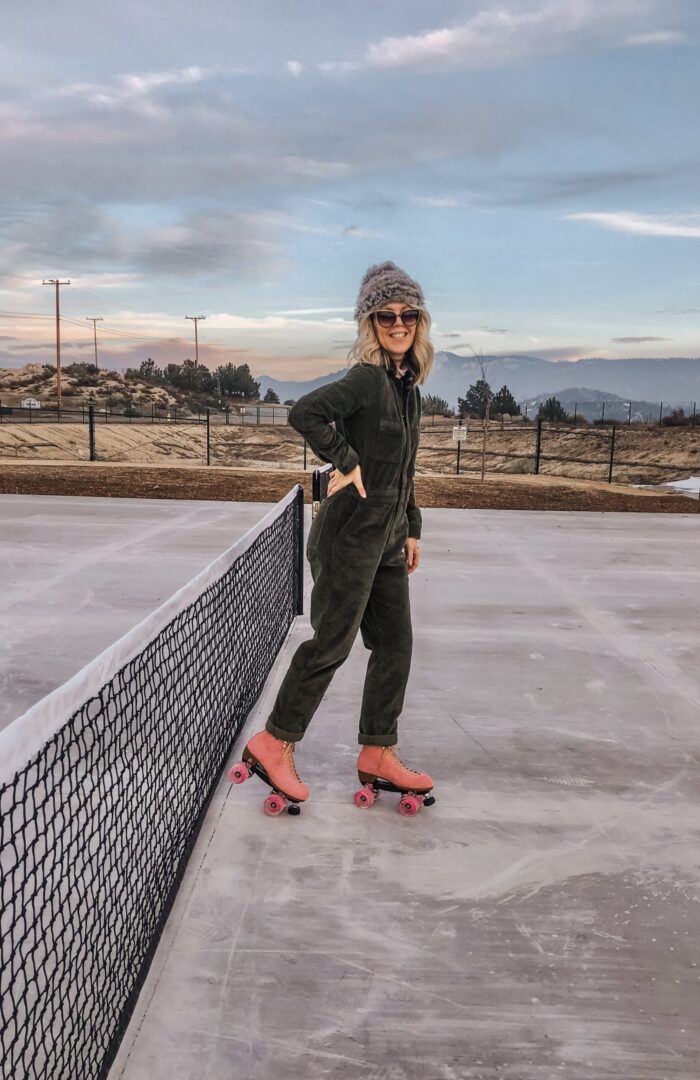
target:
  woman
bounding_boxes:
[239,261,434,808]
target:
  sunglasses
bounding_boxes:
[372,309,420,329]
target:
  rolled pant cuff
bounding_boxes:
[265,719,304,743]
[357,733,397,747]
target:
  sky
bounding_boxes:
[1,0,699,381]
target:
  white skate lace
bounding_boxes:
[282,741,302,783]
[386,747,422,777]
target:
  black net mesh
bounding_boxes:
[0,489,303,1080]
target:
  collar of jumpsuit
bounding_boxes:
[389,354,417,386]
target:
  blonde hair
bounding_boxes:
[346,307,434,386]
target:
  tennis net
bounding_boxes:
[0,486,304,1080]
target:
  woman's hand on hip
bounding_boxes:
[327,464,367,499]
[406,539,420,574]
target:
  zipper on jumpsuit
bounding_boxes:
[389,377,410,537]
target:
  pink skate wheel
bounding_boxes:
[228,762,250,784]
[264,793,286,816]
[398,795,421,817]
[354,786,375,809]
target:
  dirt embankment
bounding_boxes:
[1,419,699,487]
[0,461,698,514]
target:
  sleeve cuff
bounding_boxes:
[336,446,360,474]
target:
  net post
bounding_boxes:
[295,484,304,615]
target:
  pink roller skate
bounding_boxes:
[228,730,309,816]
[353,745,435,816]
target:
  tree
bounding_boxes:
[422,394,451,416]
[126,357,163,383]
[458,378,493,419]
[538,396,568,421]
[162,359,215,393]
[284,398,296,407]
[263,387,280,404]
[214,362,259,400]
[492,385,520,417]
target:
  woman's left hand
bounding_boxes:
[406,539,421,574]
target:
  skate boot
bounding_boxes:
[228,730,309,816]
[354,745,435,816]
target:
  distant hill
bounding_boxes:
[256,369,345,402]
[259,354,700,410]
[528,387,626,404]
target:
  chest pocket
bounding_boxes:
[373,418,405,462]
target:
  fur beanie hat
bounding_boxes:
[354,260,426,321]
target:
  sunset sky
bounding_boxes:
[1,0,699,380]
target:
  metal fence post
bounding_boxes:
[692,402,697,429]
[573,402,577,422]
[628,401,632,425]
[658,401,663,426]
[303,440,307,471]
[534,417,542,474]
[256,405,260,425]
[206,409,211,466]
[456,438,461,475]
[608,423,616,483]
[0,400,2,424]
[601,401,606,424]
[88,405,96,461]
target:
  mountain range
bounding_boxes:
[258,354,700,409]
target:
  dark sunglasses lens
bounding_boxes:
[374,310,420,328]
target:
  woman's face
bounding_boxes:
[371,301,419,360]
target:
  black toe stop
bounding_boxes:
[423,795,436,807]
[287,804,301,816]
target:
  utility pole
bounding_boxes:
[43,279,71,403]
[86,317,103,369]
[185,315,206,367]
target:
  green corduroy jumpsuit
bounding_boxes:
[265,359,422,747]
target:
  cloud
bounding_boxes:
[623,30,687,46]
[611,335,669,342]
[57,66,208,109]
[479,164,687,206]
[271,307,354,315]
[0,204,362,283]
[286,61,303,77]
[565,211,700,237]
[320,0,674,74]
[413,196,462,209]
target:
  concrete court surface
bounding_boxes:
[0,494,276,730]
[109,507,700,1080]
